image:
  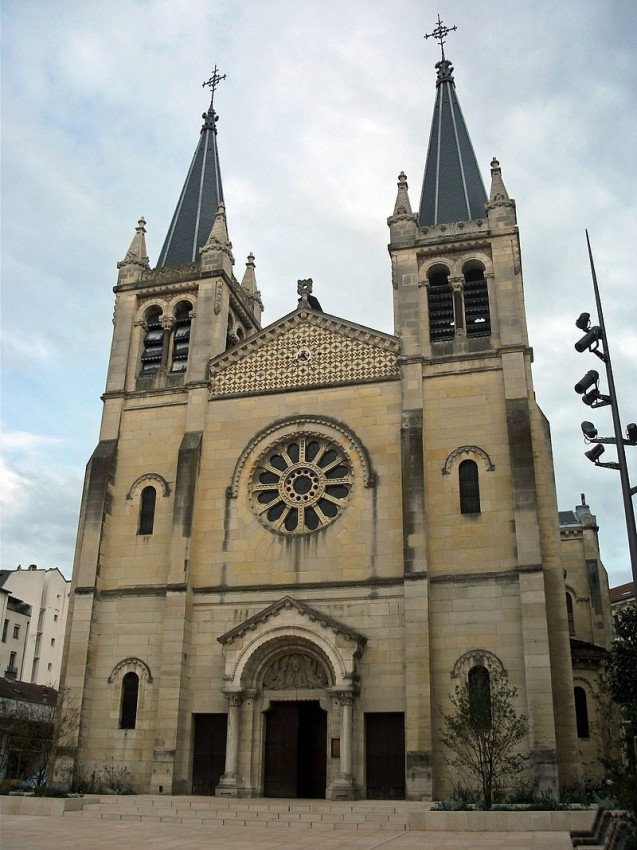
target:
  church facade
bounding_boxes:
[57,48,611,800]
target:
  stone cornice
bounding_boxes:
[217,595,367,647]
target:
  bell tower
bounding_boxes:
[58,69,264,792]
[388,18,581,794]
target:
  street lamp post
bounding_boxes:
[573,231,637,585]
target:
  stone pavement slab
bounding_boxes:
[0,814,573,850]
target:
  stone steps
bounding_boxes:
[66,795,415,831]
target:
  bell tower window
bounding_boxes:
[427,269,454,342]
[463,266,491,337]
[170,302,192,373]
[140,309,164,377]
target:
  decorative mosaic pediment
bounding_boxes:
[209,310,399,397]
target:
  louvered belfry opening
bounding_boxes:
[140,309,164,377]
[171,302,192,373]
[463,267,491,337]
[427,270,455,342]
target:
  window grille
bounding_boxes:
[428,272,454,342]
[140,311,164,376]
[170,304,191,373]
[463,268,491,337]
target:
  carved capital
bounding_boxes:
[333,690,356,707]
[224,692,244,708]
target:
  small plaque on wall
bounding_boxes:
[331,738,340,758]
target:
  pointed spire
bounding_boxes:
[117,218,150,269]
[200,203,234,260]
[240,252,264,323]
[419,40,487,226]
[393,172,414,216]
[486,157,516,226]
[157,71,226,267]
[488,158,511,204]
[241,252,257,293]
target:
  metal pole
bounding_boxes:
[585,230,637,584]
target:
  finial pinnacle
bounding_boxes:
[424,14,457,61]
[202,64,227,111]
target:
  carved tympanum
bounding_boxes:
[263,653,329,689]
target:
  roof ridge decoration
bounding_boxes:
[157,67,226,268]
[419,17,488,227]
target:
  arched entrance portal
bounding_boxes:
[216,596,366,800]
[264,700,327,798]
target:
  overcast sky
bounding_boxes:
[1,0,635,587]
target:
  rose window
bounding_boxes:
[251,436,353,534]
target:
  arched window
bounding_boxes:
[574,686,589,738]
[139,309,164,377]
[427,270,454,342]
[170,302,192,373]
[463,267,491,337]
[138,486,156,535]
[459,459,480,514]
[120,672,139,730]
[468,665,492,730]
[566,593,575,635]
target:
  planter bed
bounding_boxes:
[410,807,597,832]
[0,795,99,817]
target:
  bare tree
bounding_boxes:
[441,670,529,808]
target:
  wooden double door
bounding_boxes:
[192,713,227,795]
[263,700,327,798]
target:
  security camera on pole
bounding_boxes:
[573,231,637,582]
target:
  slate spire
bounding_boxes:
[157,70,226,267]
[418,54,487,227]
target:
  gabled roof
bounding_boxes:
[419,58,487,226]
[209,306,400,398]
[157,98,224,267]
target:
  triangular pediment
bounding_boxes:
[209,308,399,397]
[218,595,367,648]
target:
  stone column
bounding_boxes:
[216,691,244,797]
[160,315,174,369]
[327,690,356,800]
[450,276,465,335]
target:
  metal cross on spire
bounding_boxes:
[202,65,227,109]
[424,14,457,61]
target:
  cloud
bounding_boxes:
[0,436,82,573]
[1,0,635,586]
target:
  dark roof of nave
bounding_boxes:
[157,98,224,268]
[419,58,488,227]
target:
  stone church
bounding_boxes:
[58,44,613,800]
